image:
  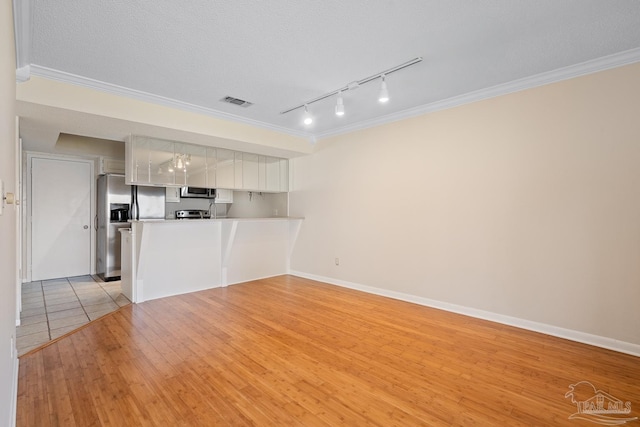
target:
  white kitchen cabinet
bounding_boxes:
[126,135,289,192]
[127,136,176,186]
[205,148,217,188]
[215,148,235,189]
[176,143,207,188]
[148,138,176,186]
[265,156,280,192]
[243,155,283,192]
[126,136,149,184]
[259,156,268,191]
[279,158,289,192]
[242,153,259,191]
[234,151,244,189]
[165,186,180,203]
[215,189,233,203]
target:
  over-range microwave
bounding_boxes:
[180,186,216,199]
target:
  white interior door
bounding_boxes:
[31,157,92,280]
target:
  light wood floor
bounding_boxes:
[17,275,640,426]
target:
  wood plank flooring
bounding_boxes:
[17,275,640,426]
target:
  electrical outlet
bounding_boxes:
[335,257,340,266]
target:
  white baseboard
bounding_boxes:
[289,271,640,357]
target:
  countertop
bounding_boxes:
[131,216,304,223]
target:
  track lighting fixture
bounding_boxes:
[378,75,389,103]
[335,91,345,116]
[281,57,422,126]
[303,105,313,125]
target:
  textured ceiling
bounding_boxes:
[17,0,640,142]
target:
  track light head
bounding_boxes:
[303,105,313,125]
[378,75,389,103]
[335,92,345,116]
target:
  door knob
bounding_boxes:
[83,225,89,229]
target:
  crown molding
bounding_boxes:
[21,47,640,144]
[12,0,31,75]
[27,64,313,140]
[15,65,31,83]
[315,47,640,141]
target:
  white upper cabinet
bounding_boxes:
[126,135,289,192]
[127,136,176,186]
[215,189,233,203]
[215,148,235,189]
[265,156,280,192]
[205,148,217,188]
[234,151,244,190]
[279,158,289,192]
[242,153,260,191]
[176,144,207,188]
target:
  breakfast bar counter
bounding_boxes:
[125,217,303,302]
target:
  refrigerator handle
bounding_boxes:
[94,214,98,230]
[131,185,140,221]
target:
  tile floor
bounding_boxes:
[17,275,131,356]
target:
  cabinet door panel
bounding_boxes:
[243,153,259,191]
[206,148,217,188]
[215,189,233,203]
[265,156,280,192]
[129,138,150,184]
[148,138,176,185]
[279,159,288,192]
[216,148,235,189]
[234,152,244,190]
[176,144,207,187]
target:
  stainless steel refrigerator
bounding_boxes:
[96,174,165,281]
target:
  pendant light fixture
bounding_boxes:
[378,75,389,103]
[303,104,313,125]
[335,91,345,116]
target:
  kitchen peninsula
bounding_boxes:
[122,217,303,303]
[120,134,303,302]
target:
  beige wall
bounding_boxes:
[0,0,17,424]
[17,77,313,158]
[289,62,640,347]
[54,133,124,159]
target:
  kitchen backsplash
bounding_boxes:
[228,192,288,218]
[165,191,287,219]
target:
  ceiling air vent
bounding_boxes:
[220,96,253,108]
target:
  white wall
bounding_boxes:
[0,1,18,424]
[289,62,640,350]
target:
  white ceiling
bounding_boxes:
[14,0,640,145]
